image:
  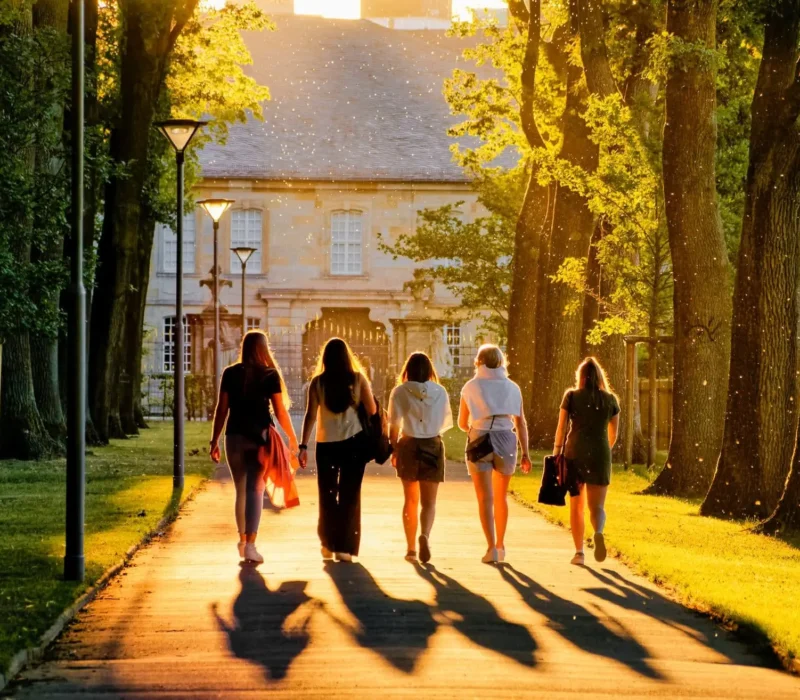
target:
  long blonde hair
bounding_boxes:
[311,337,366,413]
[238,329,291,408]
[575,356,615,398]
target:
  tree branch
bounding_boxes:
[507,0,530,27]
[519,0,545,149]
[577,0,619,99]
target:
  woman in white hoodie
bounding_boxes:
[389,352,453,563]
[459,344,531,564]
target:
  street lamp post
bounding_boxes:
[232,246,257,341]
[65,0,86,582]
[154,118,206,490]
[197,199,234,393]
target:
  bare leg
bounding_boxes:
[401,479,420,552]
[586,485,608,534]
[570,484,586,553]
[471,469,495,550]
[419,481,439,539]
[492,471,512,550]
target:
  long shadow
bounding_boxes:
[212,566,314,682]
[583,567,782,668]
[413,563,537,668]
[324,561,436,674]
[497,564,661,680]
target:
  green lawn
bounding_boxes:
[511,465,800,666]
[0,421,214,676]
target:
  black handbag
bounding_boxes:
[538,451,569,506]
[358,400,393,465]
[465,417,495,462]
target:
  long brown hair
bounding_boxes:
[238,329,291,408]
[575,356,615,398]
[398,351,439,386]
[312,337,365,414]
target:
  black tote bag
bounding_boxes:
[538,452,569,506]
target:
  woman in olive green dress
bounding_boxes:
[553,358,620,566]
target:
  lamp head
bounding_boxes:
[232,246,257,266]
[154,119,207,153]
[198,198,235,223]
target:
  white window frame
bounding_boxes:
[246,317,261,331]
[163,316,191,374]
[160,213,196,274]
[230,209,262,274]
[330,210,363,276]
[444,323,462,367]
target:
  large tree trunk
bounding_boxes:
[0,2,59,460]
[647,0,732,498]
[30,0,69,443]
[703,0,800,519]
[528,54,597,446]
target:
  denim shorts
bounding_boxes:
[466,429,518,476]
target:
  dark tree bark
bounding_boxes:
[30,0,69,443]
[703,0,800,520]
[0,2,60,460]
[89,0,198,441]
[505,0,549,426]
[647,0,732,498]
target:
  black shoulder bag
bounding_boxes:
[538,447,569,506]
[465,416,496,463]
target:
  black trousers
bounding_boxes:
[315,432,369,555]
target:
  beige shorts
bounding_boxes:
[466,429,518,476]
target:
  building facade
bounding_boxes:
[143,15,500,415]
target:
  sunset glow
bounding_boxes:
[452,0,508,20]
[294,0,361,19]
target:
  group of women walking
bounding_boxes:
[210,330,620,567]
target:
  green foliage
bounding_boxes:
[0,8,70,341]
[379,202,515,339]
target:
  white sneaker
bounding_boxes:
[482,547,498,564]
[496,547,506,563]
[321,546,334,560]
[237,542,246,559]
[335,552,353,562]
[244,543,264,564]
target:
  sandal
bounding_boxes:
[570,552,585,566]
[405,550,417,562]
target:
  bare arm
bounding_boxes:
[209,391,229,463]
[458,396,470,432]
[553,408,569,456]
[360,376,378,416]
[608,414,619,449]
[514,400,532,474]
[300,381,318,447]
[271,393,299,451]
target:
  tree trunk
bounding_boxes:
[647,0,732,498]
[703,0,800,519]
[528,53,598,446]
[88,1,187,441]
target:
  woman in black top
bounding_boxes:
[553,357,620,566]
[210,330,299,564]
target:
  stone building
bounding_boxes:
[143,14,500,412]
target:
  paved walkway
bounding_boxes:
[8,462,800,698]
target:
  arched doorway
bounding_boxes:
[303,308,392,404]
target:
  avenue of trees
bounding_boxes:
[384,0,800,531]
[0,0,271,456]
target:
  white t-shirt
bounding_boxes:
[389,381,453,439]
[461,366,522,431]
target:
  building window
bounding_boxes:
[330,210,363,276]
[444,324,462,367]
[163,316,191,374]
[230,209,262,274]
[160,213,196,273]
[246,317,261,331]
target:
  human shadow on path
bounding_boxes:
[324,561,437,673]
[583,567,782,668]
[413,563,537,668]
[212,565,314,682]
[497,564,662,680]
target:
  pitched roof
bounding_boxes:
[199,15,494,182]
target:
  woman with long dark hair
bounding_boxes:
[210,330,299,564]
[299,337,377,562]
[553,357,620,566]
[389,352,453,563]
